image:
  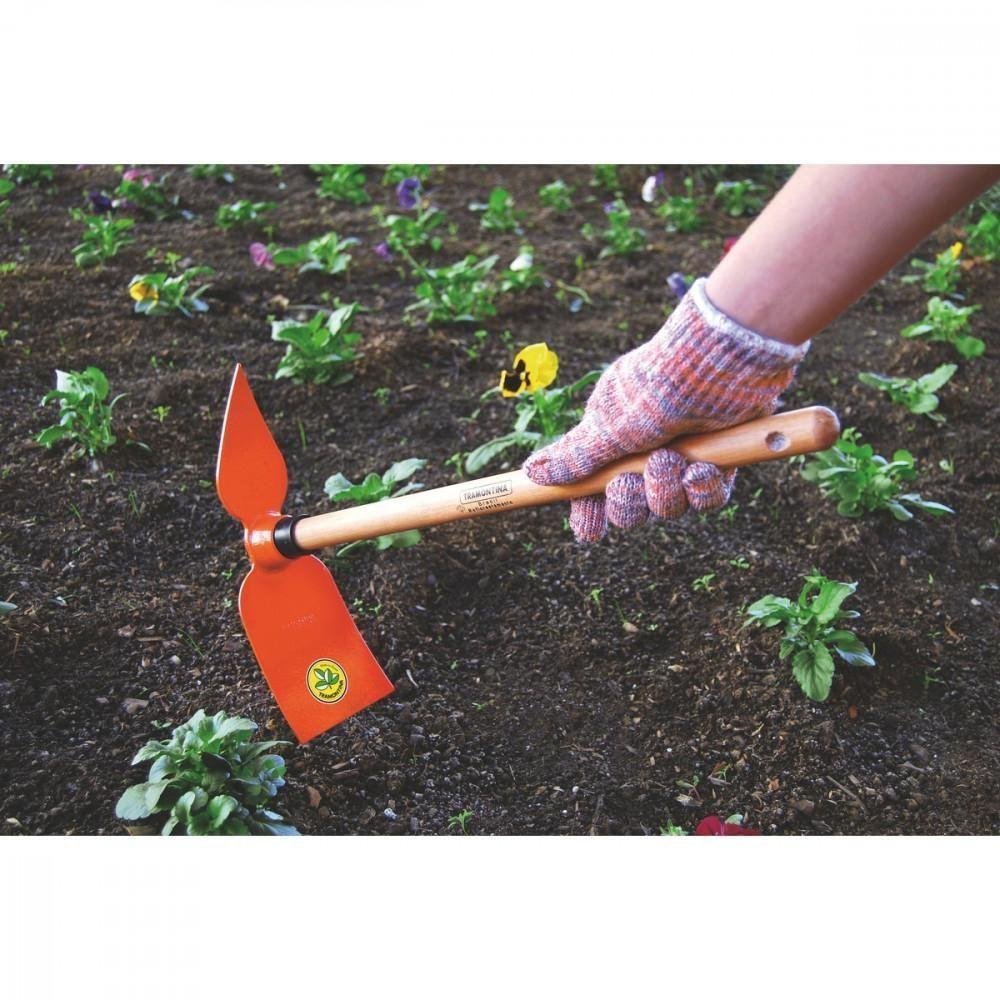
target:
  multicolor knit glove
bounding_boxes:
[523,278,809,541]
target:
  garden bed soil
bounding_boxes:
[1,165,997,835]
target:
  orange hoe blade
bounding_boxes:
[216,365,393,743]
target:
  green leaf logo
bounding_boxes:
[306,659,348,704]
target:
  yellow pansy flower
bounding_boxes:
[129,280,159,303]
[499,343,559,397]
[950,242,963,259]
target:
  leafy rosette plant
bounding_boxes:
[372,204,446,256]
[470,186,524,232]
[464,344,601,473]
[37,366,124,457]
[858,364,957,422]
[406,253,498,324]
[713,178,765,217]
[311,164,369,204]
[325,458,428,557]
[966,210,999,261]
[115,709,298,835]
[745,574,875,702]
[271,231,359,275]
[128,267,213,317]
[901,297,983,359]
[538,179,574,213]
[799,427,953,521]
[215,199,275,229]
[70,208,134,267]
[271,301,362,385]
[903,242,964,295]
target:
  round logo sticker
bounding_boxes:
[307,659,348,704]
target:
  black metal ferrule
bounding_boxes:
[273,515,308,559]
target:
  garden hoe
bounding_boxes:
[216,364,840,743]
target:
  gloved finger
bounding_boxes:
[568,495,607,543]
[523,414,626,487]
[605,472,649,530]
[644,448,688,519]
[682,462,737,512]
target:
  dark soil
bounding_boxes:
[1,165,997,836]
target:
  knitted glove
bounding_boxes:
[523,278,809,541]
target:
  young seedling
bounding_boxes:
[4,164,54,185]
[152,405,171,423]
[900,297,983,358]
[70,209,135,267]
[745,573,875,702]
[115,709,298,835]
[471,187,524,232]
[271,231,359,276]
[903,242,964,294]
[214,200,275,229]
[799,427,953,521]
[655,176,704,233]
[324,458,427,557]
[311,164,369,204]
[372,204,445,255]
[593,199,646,258]
[713,179,765,217]
[464,344,601,473]
[129,267,213,317]
[858,364,957,422]
[692,573,716,593]
[37,367,124,457]
[966,210,999,261]
[188,164,235,183]
[447,809,474,834]
[538,179,574,213]
[406,253,498,325]
[271,301,362,385]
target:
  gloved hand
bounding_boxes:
[523,278,809,541]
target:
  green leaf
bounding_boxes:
[382,457,427,488]
[116,783,155,821]
[791,644,835,701]
[828,630,876,667]
[810,579,857,625]
[916,363,957,393]
[207,795,239,830]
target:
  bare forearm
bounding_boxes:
[706,164,1000,346]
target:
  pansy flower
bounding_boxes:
[949,241,963,259]
[122,168,155,187]
[374,241,394,262]
[396,176,422,210]
[499,343,559,397]
[88,191,114,213]
[695,815,760,836]
[129,279,159,304]
[666,271,689,298]
[248,242,275,271]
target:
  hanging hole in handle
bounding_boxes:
[765,432,789,453]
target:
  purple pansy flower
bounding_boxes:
[396,176,422,210]
[374,241,394,262]
[248,242,275,271]
[603,201,618,215]
[666,272,689,298]
[89,191,114,213]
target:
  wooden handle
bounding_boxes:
[290,406,839,552]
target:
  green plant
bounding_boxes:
[498,246,544,293]
[312,164,369,204]
[465,371,601,473]
[538,179,574,213]
[373,204,445,255]
[659,821,689,836]
[655,177,704,232]
[692,573,716,593]
[152,405,171,423]
[128,267,213,317]
[903,242,963,294]
[37,366,123,457]
[325,458,427,556]
[115,709,298,835]
[188,164,235,183]
[383,164,431,185]
[113,172,179,219]
[0,177,14,216]
[966,210,999,260]
[214,199,275,229]
[900,297,983,358]
[799,427,953,521]
[713,179,764,217]
[858,364,957,422]
[0,600,16,616]
[271,301,362,385]
[745,573,875,701]
[595,199,646,258]
[447,809,473,834]
[590,165,621,193]
[407,253,498,324]
[4,164,54,185]
[70,209,134,267]
[472,187,524,232]
[271,231,359,275]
